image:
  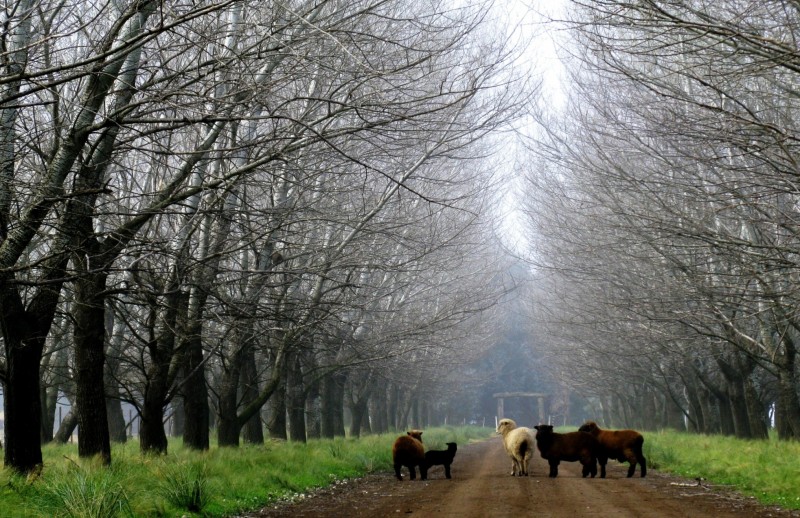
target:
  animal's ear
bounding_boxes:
[534,425,540,430]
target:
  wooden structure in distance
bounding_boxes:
[493,392,549,423]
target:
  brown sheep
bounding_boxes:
[392,430,427,481]
[496,418,535,476]
[578,421,646,478]
[533,424,601,478]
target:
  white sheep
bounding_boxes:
[496,418,535,476]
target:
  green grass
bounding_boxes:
[0,426,493,517]
[644,429,800,510]
[7,426,796,516]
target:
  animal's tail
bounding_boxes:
[519,439,529,456]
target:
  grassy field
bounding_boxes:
[644,429,800,510]
[0,426,493,517]
[1,426,798,517]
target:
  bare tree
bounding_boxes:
[1,0,532,472]
[522,0,800,436]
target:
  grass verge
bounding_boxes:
[644,429,800,510]
[7,426,796,516]
[0,426,493,517]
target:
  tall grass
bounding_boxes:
[0,426,493,517]
[644,429,800,510]
[154,462,210,513]
[7,426,795,516]
[35,469,133,518]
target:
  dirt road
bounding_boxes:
[250,436,799,517]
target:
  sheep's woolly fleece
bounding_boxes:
[496,418,535,476]
[392,430,427,481]
[578,421,647,478]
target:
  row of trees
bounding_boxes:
[524,0,800,439]
[0,0,534,473]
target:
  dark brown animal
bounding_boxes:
[578,421,646,478]
[424,442,457,479]
[392,430,427,481]
[534,424,601,478]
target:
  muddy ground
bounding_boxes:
[243,436,799,518]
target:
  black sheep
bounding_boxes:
[424,442,457,479]
[534,424,601,478]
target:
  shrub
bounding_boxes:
[155,462,210,513]
[36,468,132,518]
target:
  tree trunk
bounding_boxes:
[286,355,306,442]
[217,324,260,447]
[40,323,72,444]
[216,348,242,447]
[105,360,127,443]
[3,337,45,472]
[182,333,210,449]
[389,384,400,430]
[305,377,322,439]
[40,380,57,444]
[719,364,752,439]
[139,397,168,454]
[105,304,126,443]
[699,386,718,433]
[411,396,420,429]
[620,393,635,428]
[321,371,346,438]
[138,285,184,454]
[399,395,412,430]
[718,393,736,436]
[267,377,288,440]
[0,1,44,473]
[171,397,186,437]
[600,396,614,427]
[664,394,686,431]
[138,373,175,453]
[683,379,705,433]
[73,271,111,464]
[53,408,79,444]
[1,256,66,472]
[349,398,369,438]
[106,395,127,443]
[776,369,800,439]
[641,388,657,430]
[242,413,264,445]
[321,373,336,438]
[775,337,800,439]
[0,0,158,472]
[742,375,768,440]
[369,390,388,434]
[694,365,734,435]
[241,348,264,445]
[347,374,373,438]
